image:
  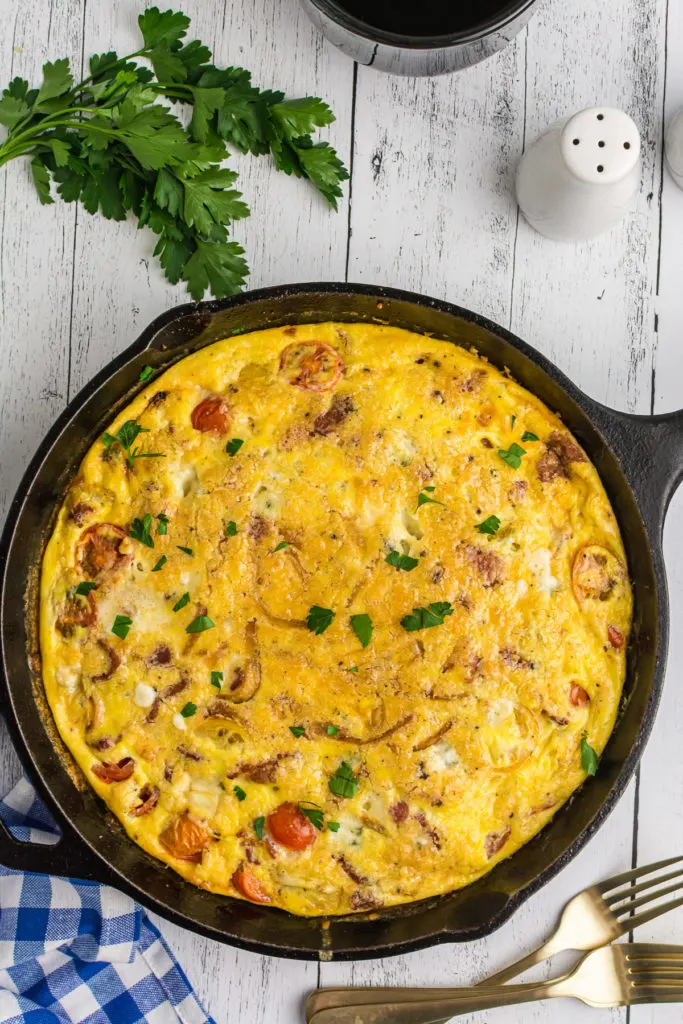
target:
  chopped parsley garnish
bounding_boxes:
[75,581,96,596]
[180,702,197,718]
[307,605,335,635]
[327,821,340,832]
[210,671,223,690]
[156,513,169,536]
[290,725,306,738]
[417,486,445,510]
[173,592,190,612]
[234,785,246,801]
[254,816,265,840]
[344,666,359,673]
[326,724,340,736]
[522,431,539,443]
[581,732,598,776]
[151,555,167,572]
[186,615,215,633]
[475,515,501,535]
[498,442,527,469]
[111,614,132,640]
[329,761,359,799]
[271,541,291,553]
[101,420,165,469]
[350,613,373,648]
[225,438,244,457]
[225,520,238,537]
[385,550,419,572]
[299,803,325,831]
[401,602,454,632]
[139,365,154,383]
[130,513,154,548]
[177,545,193,556]
[511,414,516,429]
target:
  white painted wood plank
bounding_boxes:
[510,0,667,415]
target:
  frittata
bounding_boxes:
[40,322,632,916]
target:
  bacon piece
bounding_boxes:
[325,714,414,745]
[314,394,354,435]
[221,620,260,703]
[462,543,505,587]
[159,812,212,863]
[537,431,587,482]
[607,625,625,650]
[485,825,511,859]
[350,890,383,911]
[90,735,118,751]
[461,369,487,392]
[147,645,172,667]
[389,801,409,824]
[92,639,121,682]
[69,502,94,525]
[205,700,247,725]
[177,746,202,761]
[232,864,272,904]
[248,515,269,541]
[147,391,167,408]
[508,479,528,505]
[86,693,104,732]
[92,757,134,783]
[130,784,159,817]
[77,524,132,578]
[335,854,368,885]
[570,683,590,707]
[500,647,534,671]
[145,697,161,724]
[480,437,493,449]
[544,711,569,727]
[414,811,441,850]
[161,675,189,700]
[226,754,289,784]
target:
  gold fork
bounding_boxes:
[306,944,683,1023]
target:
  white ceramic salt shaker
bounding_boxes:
[665,105,683,190]
[515,106,641,241]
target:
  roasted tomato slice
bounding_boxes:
[191,396,231,435]
[266,801,317,851]
[77,524,132,578]
[56,590,97,634]
[607,625,625,650]
[231,864,272,904]
[159,811,212,863]
[92,757,135,783]
[569,683,590,707]
[278,341,343,392]
[571,544,624,604]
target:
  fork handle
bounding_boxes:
[306,975,575,1023]
[475,936,563,985]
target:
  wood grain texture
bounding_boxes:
[0,0,680,1020]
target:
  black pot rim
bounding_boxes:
[305,0,537,49]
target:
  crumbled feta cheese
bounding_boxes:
[529,548,560,593]
[134,683,156,708]
[172,713,187,731]
[424,740,459,774]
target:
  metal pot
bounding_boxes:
[1,283,681,960]
[299,0,539,75]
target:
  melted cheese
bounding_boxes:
[40,322,632,916]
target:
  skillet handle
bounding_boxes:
[587,405,683,538]
[0,801,115,883]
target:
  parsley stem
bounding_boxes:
[73,48,148,93]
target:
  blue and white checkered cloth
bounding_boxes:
[0,777,215,1024]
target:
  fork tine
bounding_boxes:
[612,877,683,917]
[619,893,683,934]
[598,854,683,895]
[604,865,683,907]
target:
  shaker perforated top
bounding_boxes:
[560,107,641,186]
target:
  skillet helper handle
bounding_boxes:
[0,809,112,883]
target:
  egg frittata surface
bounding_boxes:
[40,323,632,916]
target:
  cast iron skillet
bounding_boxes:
[1,283,682,961]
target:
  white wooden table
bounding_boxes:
[1,0,683,1021]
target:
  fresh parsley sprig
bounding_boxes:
[102,420,164,468]
[0,8,348,300]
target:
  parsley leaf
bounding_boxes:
[233,784,246,801]
[417,489,445,510]
[581,733,599,776]
[385,550,419,572]
[139,365,154,382]
[299,803,325,831]
[344,666,359,674]
[522,431,539,443]
[350,613,373,648]
[401,602,454,632]
[329,761,359,799]
[290,725,306,738]
[271,541,291,553]
[101,420,164,468]
[225,437,244,457]
[475,515,501,535]
[326,724,340,736]
[327,820,340,832]
[180,701,196,717]
[177,545,193,556]
[151,555,167,572]
[75,581,96,596]
[307,605,335,635]
[254,816,265,840]
[173,592,190,612]
[210,670,223,689]
[186,615,214,633]
[498,443,527,469]
[511,414,516,429]
[111,614,132,639]
[156,513,169,535]
[225,520,238,537]
[130,513,154,547]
